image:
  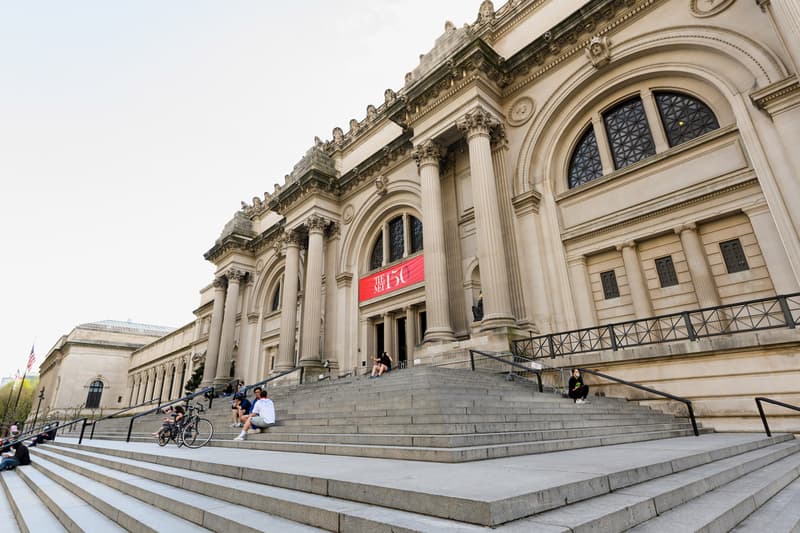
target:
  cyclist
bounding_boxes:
[154,405,185,440]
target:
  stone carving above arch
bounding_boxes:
[585,35,611,68]
[508,96,535,126]
[690,0,736,18]
[342,204,355,225]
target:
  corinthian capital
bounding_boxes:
[283,229,303,247]
[457,106,500,140]
[412,140,445,168]
[226,269,247,283]
[306,214,329,233]
[212,276,227,290]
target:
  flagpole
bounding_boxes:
[11,370,26,422]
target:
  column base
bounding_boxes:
[423,327,457,343]
[479,313,516,332]
[299,364,330,383]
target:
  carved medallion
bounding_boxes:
[690,0,736,17]
[508,96,535,126]
[342,204,355,225]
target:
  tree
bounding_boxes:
[0,377,38,436]
[184,363,204,394]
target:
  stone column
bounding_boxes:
[743,203,800,294]
[215,269,245,386]
[300,215,327,367]
[641,88,670,153]
[276,231,301,371]
[200,277,227,387]
[567,256,598,328]
[676,223,721,307]
[383,312,393,357]
[412,141,455,342]
[763,0,800,72]
[170,363,180,400]
[457,107,515,330]
[405,306,415,366]
[617,241,654,319]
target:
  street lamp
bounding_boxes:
[31,387,45,432]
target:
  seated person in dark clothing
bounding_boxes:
[0,433,30,470]
[568,368,590,404]
[370,352,393,378]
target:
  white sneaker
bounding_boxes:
[233,434,246,441]
[576,399,585,404]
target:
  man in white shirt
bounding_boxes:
[233,389,275,441]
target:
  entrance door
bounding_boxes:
[396,317,407,368]
[376,322,385,357]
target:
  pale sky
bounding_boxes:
[0,0,482,379]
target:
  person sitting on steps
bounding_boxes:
[568,368,590,404]
[370,351,393,378]
[153,405,184,438]
[234,389,275,441]
[0,431,30,471]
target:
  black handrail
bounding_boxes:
[755,397,800,437]
[578,368,699,436]
[468,350,543,393]
[124,387,213,443]
[89,396,163,440]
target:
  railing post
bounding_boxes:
[778,296,796,329]
[755,398,772,437]
[547,334,556,359]
[686,401,699,437]
[469,351,475,371]
[90,420,96,440]
[682,312,697,341]
[78,419,88,445]
[608,325,618,351]
[126,417,135,443]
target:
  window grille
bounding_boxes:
[720,239,749,273]
[655,256,679,287]
[600,270,620,299]
[568,126,603,188]
[86,380,104,409]
[410,216,423,253]
[603,97,656,170]
[370,234,383,270]
[389,216,404,262]
[271,283,281,311]
[655,92,719,147]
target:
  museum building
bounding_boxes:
[114,0,800,429]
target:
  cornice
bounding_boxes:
[337,133,415,197]
[751,75,800,117]
[247,221,285,255]
[512,188,542,216]
[203,233,253,263]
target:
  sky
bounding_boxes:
[0,0,482,379]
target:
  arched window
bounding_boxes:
[168,366,176,400]
[655,92,719,147]
[370,233,383,270]
[568,126,603,188]
[603,96,655,170]
[368,214,424,271]
[270,281,281,312]
[86,380,104,409]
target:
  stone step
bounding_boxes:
[15,463,126,532]
[48,434,788,526]
[0,476,20,533]
[516,439,800,532]
[731,475,800,532]
[627,450,800,532]
[28,453,213,532]
[0,468,65,532]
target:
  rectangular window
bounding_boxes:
[655,256,679,287]
[720,239,749,273]
[600,270,620,299]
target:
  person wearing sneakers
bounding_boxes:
[233,389,275,441]
[568,368,590,404]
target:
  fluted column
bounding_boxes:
[200,277,227,387]
[276,231,301,370]
[568,256,598,328]
[676,223,721,307]
[457,107,515,330]
[383,312,392,357]
[617,241,654,319]
[413,141,455,342]
[215,270,244,385]
[763,0,800,72]
[300,215,326,367]
[170,364,180,400]
[405,306,415,366]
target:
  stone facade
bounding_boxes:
[38,321,173,417]
[117,0,800,427]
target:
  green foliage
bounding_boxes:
[184,363,204,394]
[0,378,39,434]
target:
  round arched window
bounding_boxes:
[368,214,423,271]
[86,380,104,409]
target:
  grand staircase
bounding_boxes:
[2,366,799,531]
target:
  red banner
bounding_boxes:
[359,255,424,302]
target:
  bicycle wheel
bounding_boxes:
[157,432,169,447]
[181,417,213,448]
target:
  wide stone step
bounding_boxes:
[45,434,792,527]
[628,450,800,532]
[0,468,65,532]
[31,449,324,533]
[15,463,126,532]
[516,439,800,532]
[0,476,20,533]
[731,475,800,532]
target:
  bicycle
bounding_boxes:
[179,402,214,449]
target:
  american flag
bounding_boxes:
[26,345,36,372]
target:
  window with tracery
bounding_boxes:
[389,217,404,262]
[655,92,719,147]
[410,216,423,253]
[270,282,281,312]
[86,380,104,409]
[370,233,383,270]
[604,97,656,170]
[568,126,603,188]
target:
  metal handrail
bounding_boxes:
[123,387,213,443]
[88,396,162,440]
[468,350,543,393]
[578,368,699,436]
[755,397,800,437]
[514,292,800,359]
